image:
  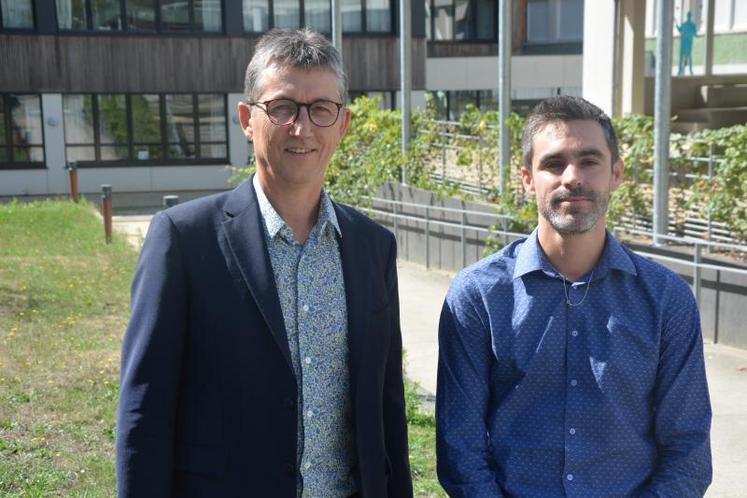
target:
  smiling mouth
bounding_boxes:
[285,147,315,154]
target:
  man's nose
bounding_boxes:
[561,163,583,187]
[290,106,313,136]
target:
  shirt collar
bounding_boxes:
[252,174,341,241]
[513,228,637,280]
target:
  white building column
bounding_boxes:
[582,0,617,115]
[42,93,67,194]
[620,0,646,114]
[228,92,251,170]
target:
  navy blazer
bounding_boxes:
[116,179,413,497]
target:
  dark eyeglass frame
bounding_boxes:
[249,98,344,128]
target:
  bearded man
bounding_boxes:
[436,96,712,497]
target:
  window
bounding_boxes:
[428,0,496,41]
[63,94,227,165]
[526,0,583,44]
[243,0,392,33]
[56,0,223,32]
[1,0,35,29]
[0,94,44,169]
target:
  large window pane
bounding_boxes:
[195,0,222,32]
[366,0,391,32]
[99,145,129,160]
[200,144,226,159]
[10,95,43,146]
[713,0,731,30]
[433,0,453,40]
[131,94,161,146]
[478,89,497,112]
[1,0,34,29]
[56,0,88,30]
[127,0,156,30]
[161,0,190,31]
[274,0,300,28]
[93,0,123,30]
[736,0,747,28]
[454,0,470,40]
[13,146,44,162]
[451,90,476,119]
[527,0,550,43]
[342,0,361,32]
[63,94,95,144]
[66,146,96,162]
[97,94,128,145]
[165,94,196,158]
[306,0,331,33]
[558,0,583,41]
[243,0,269,32]
[475,0,495,40]
[198,94,226,143]
[0,98,5,145]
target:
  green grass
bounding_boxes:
[0,199,444,496]
[0,199,136,497]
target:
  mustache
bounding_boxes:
[550,187,599,204]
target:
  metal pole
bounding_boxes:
[425,204,430,269]
[653,0,673,245]
[704,0,715,76]
[331,0,342,59]
[693,242,702,308]
[101,184,113,244]
[66,161,79,203]
[399,0,411,185]
[497,0,511,195]
[707,143,714,248]
[460,206,466,269]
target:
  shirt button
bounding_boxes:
[305,357,312,364]
[570,379,578,387]
[302,304,309,312]
[306,409,314,418]
[304,462,311,470]
[569,428,576,435]
[567,473,574,481]
[571,330,578,337]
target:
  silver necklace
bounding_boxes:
[562,269,594,306]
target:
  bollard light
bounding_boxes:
[101,184,113,244]
[66,161,79,203]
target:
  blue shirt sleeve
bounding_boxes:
[643,274,712,497]
[436,273,505,497]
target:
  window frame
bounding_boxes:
[427,0,498,43]
[241,0,395,35]
[0,0,37,31]
[63,92,229,168]
[0,93,46,170]
[54,0,226,34]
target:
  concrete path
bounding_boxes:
[114,217,747,497]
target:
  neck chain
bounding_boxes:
[562,269,594,306]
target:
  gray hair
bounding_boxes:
[244,28,348,104]
[521,96,620,168]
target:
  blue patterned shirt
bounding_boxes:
[253,176,358,497]
[437,229,712,497]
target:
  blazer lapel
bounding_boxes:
[335,204,372,397]
[217,179,293,371]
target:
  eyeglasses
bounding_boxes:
[250,98,343,128]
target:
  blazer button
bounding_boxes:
[283,463,295,476]
[284,398,295,410]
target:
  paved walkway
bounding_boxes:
[115,217,747,497]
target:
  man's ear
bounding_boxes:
[610,158,624,191]
[521,165,535,195]
[337,108,351,139]
[237,101,253,141]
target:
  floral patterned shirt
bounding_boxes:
[253,175,358,497]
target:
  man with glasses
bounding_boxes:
[117,29,413,498]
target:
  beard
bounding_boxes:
[538,185,609,235]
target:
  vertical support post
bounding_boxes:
[693,242,702,309]
[714,270,720,344]
[425,204,430,270]
[460,206,466,269]
[653,0,673,245]
[399,0,412,185]
[101,184,113,244]
[66,161,79,203]
[706,143,714,249]
[704,0,715,76]
[497,0,512,195]
[331,0,343,60]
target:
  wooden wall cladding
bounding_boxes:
[0,34,426,93]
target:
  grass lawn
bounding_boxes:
[0,199,443,496]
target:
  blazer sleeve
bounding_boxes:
[116,211,188,498]
[382,233,414,498]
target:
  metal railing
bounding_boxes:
[360,196,747,343]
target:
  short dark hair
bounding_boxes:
[244,28,348,104]
[521,96,620,168]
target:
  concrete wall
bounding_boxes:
[375,182,747,350]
